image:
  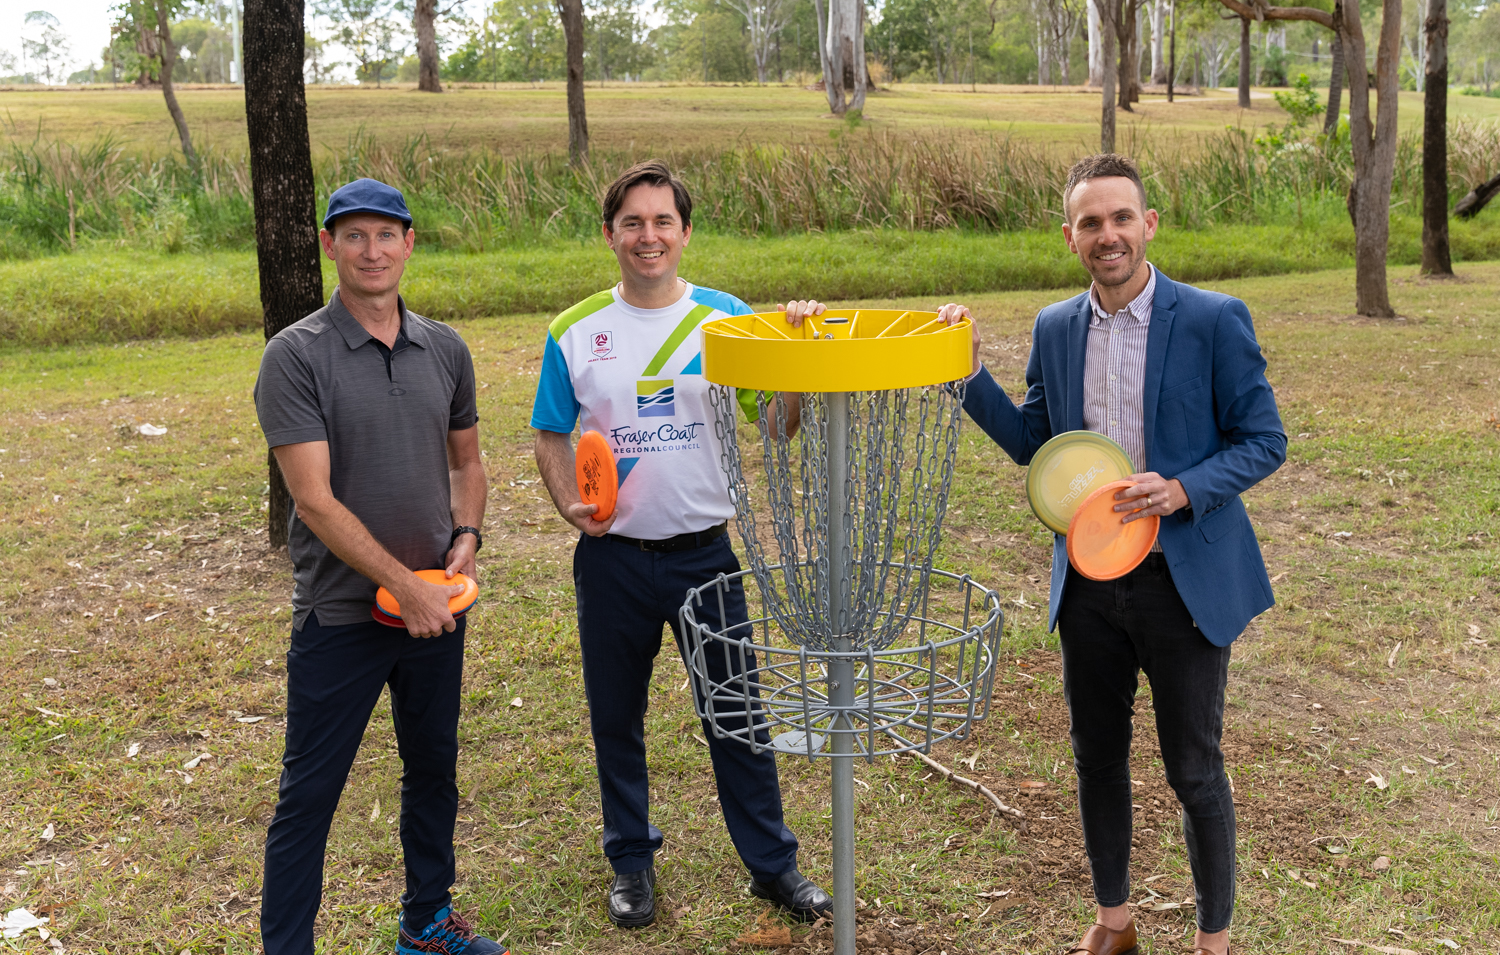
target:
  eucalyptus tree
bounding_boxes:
[723,0,794,83]
[242,0,323,545]
[1216,0,1405,317]
[115,0,199,167]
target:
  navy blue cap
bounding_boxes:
[323,178,413,230]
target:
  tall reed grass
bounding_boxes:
[3,120,1498,259]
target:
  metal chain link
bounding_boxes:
[712,383,967,652]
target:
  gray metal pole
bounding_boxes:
[825,391,855,955]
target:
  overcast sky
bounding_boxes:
[4,1,117,74]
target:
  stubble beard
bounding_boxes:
[1089,241,1146,290]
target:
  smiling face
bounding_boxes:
[1061,176,1158,291]
[320,213,415,299]
[603,183,691,289]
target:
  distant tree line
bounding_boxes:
[2,0,1494,91]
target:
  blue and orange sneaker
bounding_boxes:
[395,907,508,955]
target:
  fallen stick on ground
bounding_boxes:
[910,751,1025,819]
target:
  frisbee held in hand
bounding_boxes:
[1026,430,1135,535]
[1066,480,1160,581]
[575,430,619,522]
[372,569,479,627]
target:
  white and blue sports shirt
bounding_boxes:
[530,281,764,540]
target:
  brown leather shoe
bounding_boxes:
[1064,921,1139,955]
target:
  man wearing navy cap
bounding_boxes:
[254,178,505,955]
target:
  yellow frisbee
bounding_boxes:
[1026,431,1136,535]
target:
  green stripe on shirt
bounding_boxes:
[549,290,616,342]
[643,304,713,376]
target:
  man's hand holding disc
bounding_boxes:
[392,575,466,637]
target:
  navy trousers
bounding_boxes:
[261,611,465,955]
[1056,554,1237,933]
[573,532,800,881]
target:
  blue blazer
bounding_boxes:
[963,271,1286,647]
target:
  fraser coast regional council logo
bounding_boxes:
[591,331,614,358]
[636,379,675,418]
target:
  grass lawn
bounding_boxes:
[0,263,1497,953]
[5,83,1499,157]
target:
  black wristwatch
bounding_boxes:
[450,525,483,551]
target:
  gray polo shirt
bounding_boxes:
[254,288,478,630]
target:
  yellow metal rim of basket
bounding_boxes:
[702,309,973,392]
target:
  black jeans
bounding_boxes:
[261,611,464,955]
[573,532,800,881]
[1056,554,1236,934]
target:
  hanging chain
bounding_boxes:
[711,382,967,653]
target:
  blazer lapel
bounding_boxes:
[1142,270,1179,472]
[1066,297,1089,432]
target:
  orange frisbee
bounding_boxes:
[374,569,479,620]
[575,430,619,522]
[1066,480,1160,581]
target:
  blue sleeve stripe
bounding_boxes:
[689,284,753,317]
[529,334,581,432]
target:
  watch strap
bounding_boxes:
[450,525,483,551]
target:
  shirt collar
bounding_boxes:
[328,287,425,350]
[1088,263,1156,326]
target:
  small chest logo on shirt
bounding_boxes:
[389,387,406,397]
[636,379,674,417]
[591,331,614,358]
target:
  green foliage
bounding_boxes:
[6,216,1500,347]
[444,0,564,82]
[1275,73,1323,128]
[315,0,406,86]
[1259,42,1289,87]
[5,119,1500,263]
[868,0,1033,84]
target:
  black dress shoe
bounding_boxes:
[608,863,655,928]
[749,868,833,922]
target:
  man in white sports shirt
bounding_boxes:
[530,161,833,930]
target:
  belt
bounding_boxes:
[606,522,728,553]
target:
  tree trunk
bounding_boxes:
[1150,0,1167,84]
[557,0,589,162]
[414,0,442,92]
[1116,0,1137,110]
[813,0,840,113]
[850,0,866,110]
[1323,9,1344,135]
[1238,14,1251,107]
[824,0,847,113]
[243,0,324,547]
[1088,0,1103,87]
[1101,0,1118,150]
[1453,170,1500,218]
[1421,0,1452,275]
[1167,0,1175,100]
[1342,0,1402,317]
[154,0,198,169]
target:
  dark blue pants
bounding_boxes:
[573,532,800,881]
[261,611,465,955]
[1056,554,1236,933]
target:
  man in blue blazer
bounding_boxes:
[938,154,1285,955]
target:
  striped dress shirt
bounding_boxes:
[1083,264,1156,471]
[1084,264,1160,550]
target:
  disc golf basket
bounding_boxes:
[679,309,1005,955]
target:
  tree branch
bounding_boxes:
[1214,0,1333,28]
[910,751,1025,819]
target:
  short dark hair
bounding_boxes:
[602,161,693,231]
[1063,154,1148,222]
